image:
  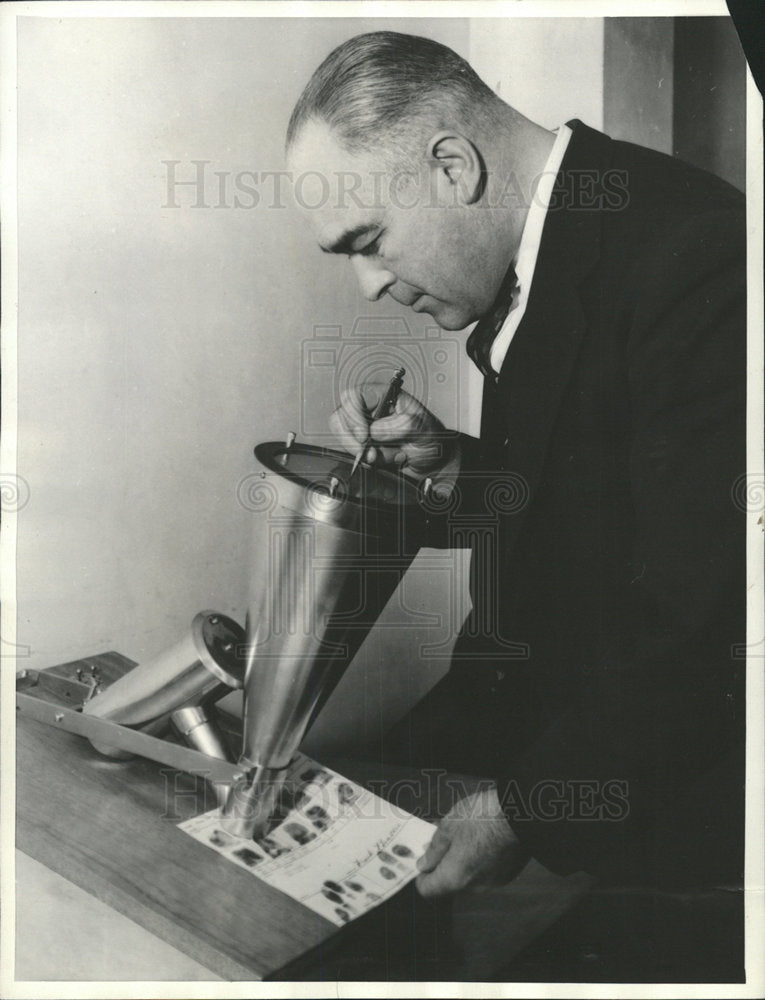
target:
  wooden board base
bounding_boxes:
[16,652,340,981]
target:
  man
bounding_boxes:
[286,31,746,977]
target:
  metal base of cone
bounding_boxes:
[220,764,289,840]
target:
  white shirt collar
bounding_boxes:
[489,123,574,375]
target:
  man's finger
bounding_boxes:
[416,828,450,873]
[415,847,471,899]
[391,389,427,416]
[335,400,371,444]
[370,411,422,443]
[338,387,372,429]
[329,408,366,454]
[342,383,393,417]
[371,444,405,466]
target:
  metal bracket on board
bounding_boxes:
[16,686,239,785]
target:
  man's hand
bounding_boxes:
[415,787,529,899]
[329,385,456,477]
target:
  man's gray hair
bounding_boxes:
[286,31,504,165]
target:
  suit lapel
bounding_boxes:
[491,122,614,549]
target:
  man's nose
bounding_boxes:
[351,255,396,301]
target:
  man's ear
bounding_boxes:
[426,131,485,205]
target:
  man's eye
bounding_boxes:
[357,237,381,258]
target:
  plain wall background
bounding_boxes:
[15,17,474,756]
[13,15,746,757]
[470,17,605,129]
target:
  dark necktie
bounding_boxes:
[465,262,519,380]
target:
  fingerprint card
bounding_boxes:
[178,752,436,926]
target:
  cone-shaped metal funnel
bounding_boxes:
[221,441,426,838]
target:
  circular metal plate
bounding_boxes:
[252,441,425,536]
[192,611,246,688]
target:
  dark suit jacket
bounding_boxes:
[421,121,746,886]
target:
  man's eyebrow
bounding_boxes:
[320,224,376,255]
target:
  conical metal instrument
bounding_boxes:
[221,440,426,838]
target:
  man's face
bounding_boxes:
[287,121,499,331]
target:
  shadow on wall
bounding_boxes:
[673,16,746,191]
